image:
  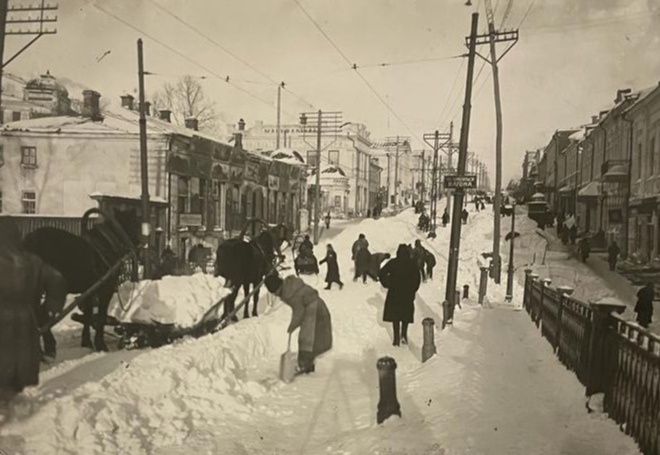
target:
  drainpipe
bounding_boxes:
[622,112,634,259]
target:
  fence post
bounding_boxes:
[522,268,533,311]
[478,266,489,305]
[555,286,574,354]
[377,356,401,424]
[538,278,552,328]
[585,302,626,396]
[421,318,436,362]
[529,273,539,319]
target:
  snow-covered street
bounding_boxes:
[0,208,642,454]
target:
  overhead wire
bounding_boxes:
[93,4,279,112]
[291,0,426,149]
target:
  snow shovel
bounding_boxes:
[279,333,297,384]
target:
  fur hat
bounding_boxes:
[264,273,284,293]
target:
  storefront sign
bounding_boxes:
[179,213,202,227]
[444,174,477,189]
[245,160,260,182]
[268,175,280,191]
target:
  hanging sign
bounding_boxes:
[444,174,477,189]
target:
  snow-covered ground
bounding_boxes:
[0,208,641,454]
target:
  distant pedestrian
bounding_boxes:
[424,249,436,279]
[441,209,450,227]
[607,241,620,271]
[578,237,591,262]
[324,212,331,229]
[480,201,485,211]
[474,199,480,212]
[412,239,427,281]
[320,244,343,290]
[635,282,654,329]
[265,273,332,374]
[461,208,469,225]
[0,218,66,403]
[351,234,370,283]
[378,244,421,346]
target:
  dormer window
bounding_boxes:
[21,146,37,168]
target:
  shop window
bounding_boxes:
[177,176,189,214]
[21,146,37,168]
[329,150,339,165]
[22,190,36,214]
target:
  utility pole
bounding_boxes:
[0,0,58,120]
[299,110,342,244]
[276,82,283,149]
[424,130,451,234]
[421,150,426,206]
[474,0,519,284]
[137,39,151,279]
[445,12,479,308]
[394,135,400,207]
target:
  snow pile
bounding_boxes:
[107,274,230,328]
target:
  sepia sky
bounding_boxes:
[5,0,660,184]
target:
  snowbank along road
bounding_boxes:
[0,208,641,454]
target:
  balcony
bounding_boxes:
[601,159,629,183]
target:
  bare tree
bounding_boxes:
[152,75,220,133]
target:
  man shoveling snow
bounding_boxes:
[265,273,333,375]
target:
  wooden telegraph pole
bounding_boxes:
[137,39,151,278]
[445,12,479,311]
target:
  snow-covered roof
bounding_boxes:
[2,104,234,147]
[89,190,168,204]
[262,148,305,165]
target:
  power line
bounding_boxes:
[435,58,465,128]
[93,4,278,111]
[292,0,425,148]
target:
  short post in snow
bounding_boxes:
[377,356,401,424]
[478,266,489,305]
[421,318,436,362]
[585,301,626,396]
[454,289,461,309]
[463,284,469,299]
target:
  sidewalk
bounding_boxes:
[539,227,659,334]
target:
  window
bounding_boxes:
[12,111,21,122]
[329,150,339,165]
[651,137,657,178]
[22,191,36,214]
[177,176,189,214]
[334,195,341,207]
[0,190,3,213]
[199,178,207,224]
[21,146,37,168]
[637,143,643,179]
[306,151,317,168]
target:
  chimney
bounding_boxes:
[234,118,245,148]
[591,115,598,124]
[82,90,103,121]
[120,94,134,110]
[599,110,609,119]
[184,117,199,131]
[615,88,632,104]
[159,109,172,123]
[144,101,151,116]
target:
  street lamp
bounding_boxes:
[505,200,516,301]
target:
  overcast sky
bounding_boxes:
[5,0,660,185]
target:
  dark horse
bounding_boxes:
[23,208,138,352]
[214,219,289,321]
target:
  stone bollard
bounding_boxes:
[454,289,461,309]
[377,357,402,424]
[478,266,489,305]
[421,318,436,362]
[463,285,469,299]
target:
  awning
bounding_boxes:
[603,164,628,183]
[558,185,574,194]
[577,181,601,200]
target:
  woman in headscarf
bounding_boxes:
[265,272,333,374]
[378,244,421,346]
[319,244,343,290]
[0,218,66,404]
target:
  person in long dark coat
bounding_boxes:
[441,209,450,227]
[578,237,591,262]
[265,273,332,374]
[635,282,654,328]
[320,244,343,290]
[607,241,620,271]
[0,218,66,403]
[412,240,427,281]
[424,250,437,279]
[378,244,421,346]
[461,208,469,225]
[352,234,370,283]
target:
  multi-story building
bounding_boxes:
[1,71,73,123]
[241,120,373,216]
[370,137,413,208]
[541,129,579,214]
[0,91,306,261]
[627,83,660,262]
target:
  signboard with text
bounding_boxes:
[179,213,203,227]
[443,174,477,189]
